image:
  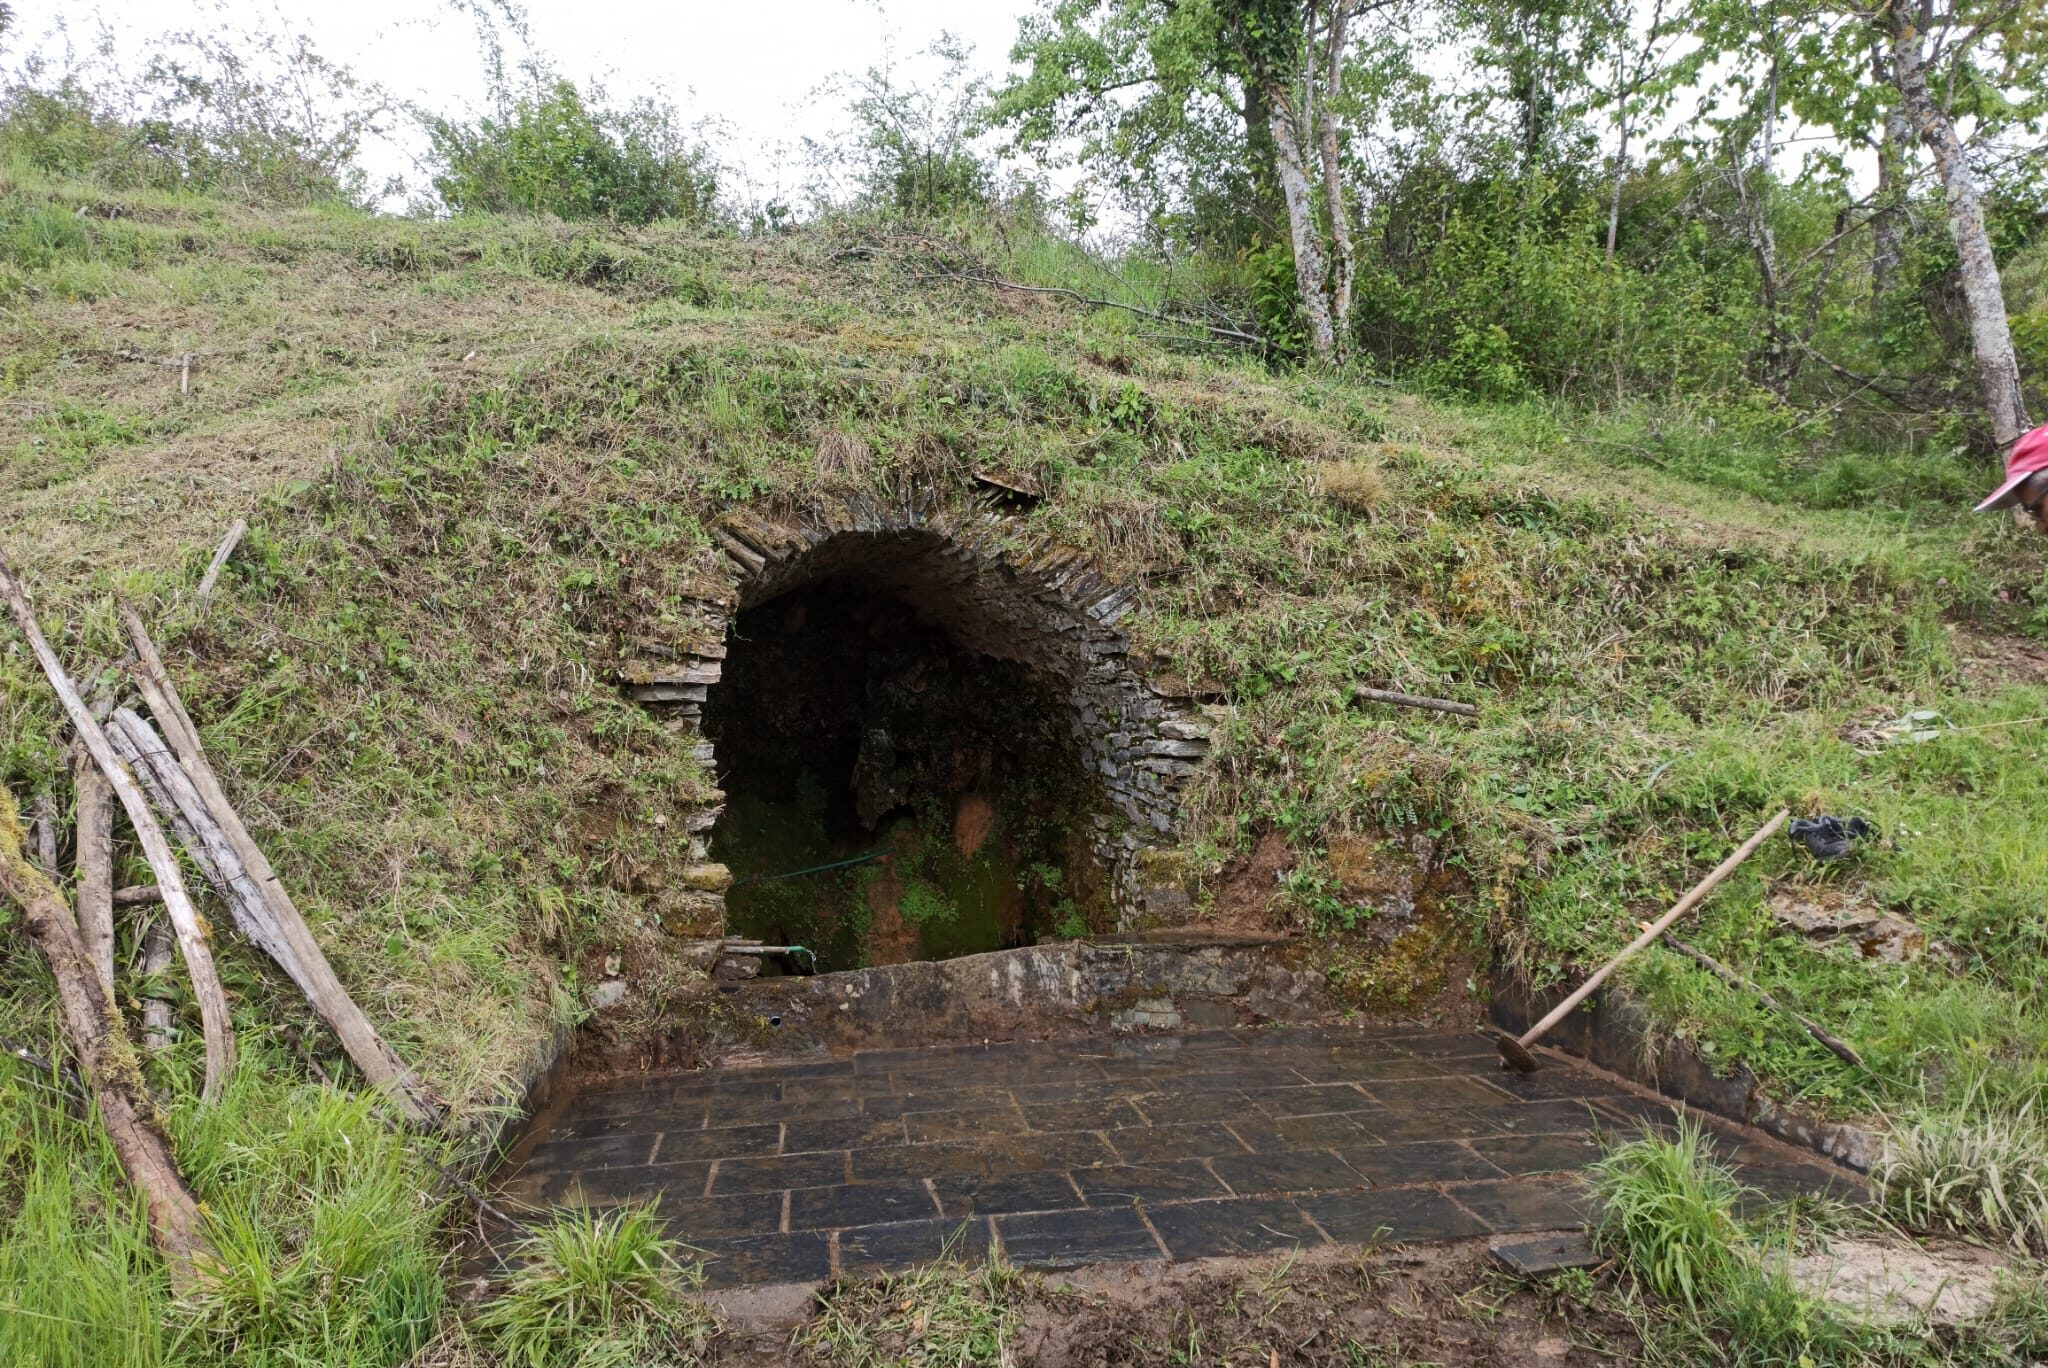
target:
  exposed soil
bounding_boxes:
[705,1241,1641,1365]
[1207,828,1295,933]
[1952,627,2048,687]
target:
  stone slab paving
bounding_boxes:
[492,1025,1861,1289]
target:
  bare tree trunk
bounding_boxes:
[1889,4,2031,451]
[1868,42,1913,311]
[0,549,235,1100]
[0,791,218,1289]
[72,743,115,1001]
[1316,0,1357,354]
[1268,84,1337,362]
[1606,0,1665,263]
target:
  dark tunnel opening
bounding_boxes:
[701,575,1105,973]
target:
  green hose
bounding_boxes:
[725,848,892,890]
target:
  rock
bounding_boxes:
[1853,913,1926,962]
[680,863,733,892]
[588,979,627,1009]
[1788,1237,2011,1327]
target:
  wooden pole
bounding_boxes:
[72,744,116,1000]
[194,519,246,612]
[0,790,218,1288]
[139,919,177,1051]
[1663,934,1865,1069]
[1500,810,1789,1069]
[118,606,441,1128]
[0,550,235,1100]
[1351,686,1480,718]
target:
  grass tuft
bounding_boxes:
[474,1205,719,1368]
[796,1242,1026,1367]
[1876,1083,2048,1254]
[1590,1117,1751,1308]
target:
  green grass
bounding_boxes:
[474,1206,719,1368]
[796,1242,1026,1367]
[1876,1082,2048,1254]
[1592,1118,1753,1309]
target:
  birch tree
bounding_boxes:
[1871,0,2039,450]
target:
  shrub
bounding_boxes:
[0,22,378,204]
[426,79,716,226]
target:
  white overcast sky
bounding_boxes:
[28,1,1044,209]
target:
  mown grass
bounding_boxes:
[0,174,2045,1360]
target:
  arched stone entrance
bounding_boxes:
[622,498,1212,968]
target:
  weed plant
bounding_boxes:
[1876,1083,2048,1254]
[475,1206,719,1368]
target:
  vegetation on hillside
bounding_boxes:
[0,1,2043,1362]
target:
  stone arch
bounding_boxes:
[621,496,1213,960]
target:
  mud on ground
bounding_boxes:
[710,1240,1640,1366]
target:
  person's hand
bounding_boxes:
[2017,471,2048,534]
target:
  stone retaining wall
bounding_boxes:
[620,491,1216,930]
[705,933,1334,1056]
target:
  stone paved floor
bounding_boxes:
[492,1025,1861,1289]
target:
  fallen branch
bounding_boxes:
[1351,686,1480,718]
[73,743,116,1000]
[0,550,235,1099]
[0,791,218,1288]
[912,271,1265,348]
[194,518,247,612]
[1663,934,1866,1069]
[139,919,177,1051]
[28,792,58,875]
[114,883,165,906]
[119,606,441,1128]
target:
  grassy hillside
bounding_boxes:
[3,166,2046,1362]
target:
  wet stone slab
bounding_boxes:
[490,1025,1856,1289]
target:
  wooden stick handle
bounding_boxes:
[1352,686,1480,717]
[1517,809,1789,1050]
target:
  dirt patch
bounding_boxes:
[1788,1235,2014,1328]
[749,1240,1639,1366]
[1952,627,2048,687]
[863,850,922,967]
[1208,828,1294,932]
[954,792,996,859]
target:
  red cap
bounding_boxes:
[1978,425,2048,510]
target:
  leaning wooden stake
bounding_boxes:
[118,606,441,1127]
[0,791,218,1288]
[193,519,246,613]
[73,743,116,1000]
[0,551,235,1099]
[1497,809,1791,1072]
[1664,934,1866,1069]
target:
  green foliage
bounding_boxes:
[475,1206,718,1367]
[808,35,1005,221]
[1876,1083,2048,1253]
[0,1050,445,1367]
[427,78,716,225]
[0,20,378,204]
[1591,1118,1751,1308]
[898,877,958,927]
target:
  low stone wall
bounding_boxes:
[708,933,1335,1055]
[1489,973,1875,1171]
